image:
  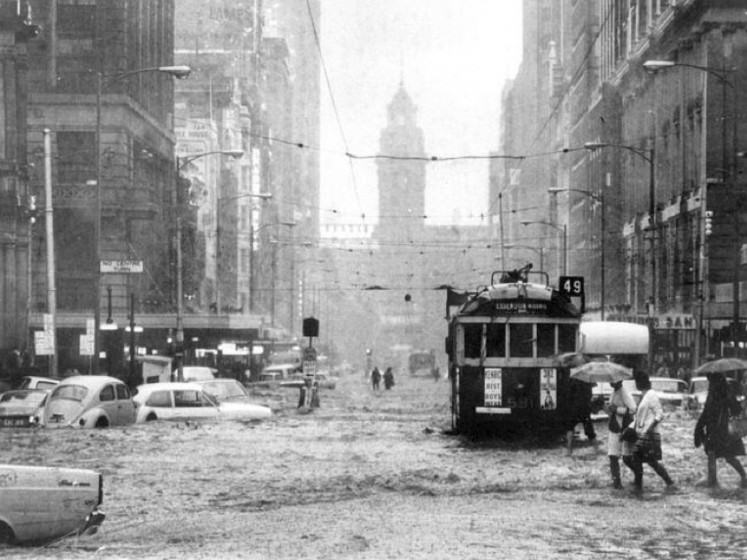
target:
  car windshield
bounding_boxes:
[200,381,249,400]
[0,391,46,405]
[50,384,88,402]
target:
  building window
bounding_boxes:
[57,131,95,184]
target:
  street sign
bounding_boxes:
[303,360,316,377]
[100,260,144,273]
[80,334,94,356]
[303,346,317,362]
[34,331,53,356]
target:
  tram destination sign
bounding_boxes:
[100,260,144,273]
[492,301,550,314]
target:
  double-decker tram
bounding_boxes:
[445,266,582,436]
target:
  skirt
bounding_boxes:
[633,431,662,462]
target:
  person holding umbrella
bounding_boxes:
[571,361,636,484]
[606,379,637,489]
[693,372,747,488]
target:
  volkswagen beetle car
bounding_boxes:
[43,375,137,428]
[0,389,49,428]
[132,382,272,423]
[0,464,104,545]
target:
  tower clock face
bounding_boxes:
[396,114,405,125]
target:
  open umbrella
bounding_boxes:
[694,357,747,376]
[555,352,590,368]
[570,361,632,384]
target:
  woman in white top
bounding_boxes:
[631,374,675,491]
[606,380,637,489]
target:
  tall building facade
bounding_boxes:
[174,0,321,341]
[499,0,747,368]
[24,0,179,374]
[0,2,38,370]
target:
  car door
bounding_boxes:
[115,383,136,425]
[173,389,219,420]
[97,384,120,424]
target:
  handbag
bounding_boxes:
[728,415,747,438]
[608,413,621,433]
[621,425,638,443]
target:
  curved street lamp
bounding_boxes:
[93,65,191,375]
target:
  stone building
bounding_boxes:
[499,0,747,367]
[0,2,38,372]
[24,0,179,374]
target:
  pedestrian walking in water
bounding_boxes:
[694,373,747,488]
[383,367,395,390]
[371,367,381,391]
[564,377,598,456]
[606,379,637,489]
[630,373,675,492]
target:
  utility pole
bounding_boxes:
[44,128,57,377]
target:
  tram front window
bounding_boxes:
[509,323,533,357]
[463,324,482,358]
[486,323,506,357]
[537,324,555,357]
[558,324,577,353]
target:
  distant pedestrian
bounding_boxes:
[383,367,395,390]
[606,380,637,489]
[371,367,381,391]
[564,378,597,455]
[694,373,747,488]
[630,373,675,492]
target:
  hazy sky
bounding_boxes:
[319,1,523,228]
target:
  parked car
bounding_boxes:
[0,389,49,428]
[132,382,272,423]
[195,378,259,403]
[256,363,300,382]
[0,464,104,545]
[625,377,689,409]
[173,366,216,382]
[685,376,709,411]
[17,375,60,391]
[43,375,137,428]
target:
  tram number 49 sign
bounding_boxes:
[559,276,585,297]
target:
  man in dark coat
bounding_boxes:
[564,377,597,455]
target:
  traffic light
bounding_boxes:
[704,210,714,236]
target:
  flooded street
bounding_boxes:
[3,374,747,559]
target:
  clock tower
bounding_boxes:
[375,82,427,243]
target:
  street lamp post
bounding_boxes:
[644,59,739,362]
[519,219,568,276]
[173,149,244,382]
[93,65,190,375]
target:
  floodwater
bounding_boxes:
[3,373,747,559]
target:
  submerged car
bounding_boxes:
[43,375,137,428]
[625,377,689,409]
[173,366,216,382]
[17,376,60,391]
[0,464,104,545]
[0,389,49,428]
[685,376,709,410]
[132,382,272,423]
[196,379,255,402]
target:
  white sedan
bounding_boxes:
[132,382,271,423]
